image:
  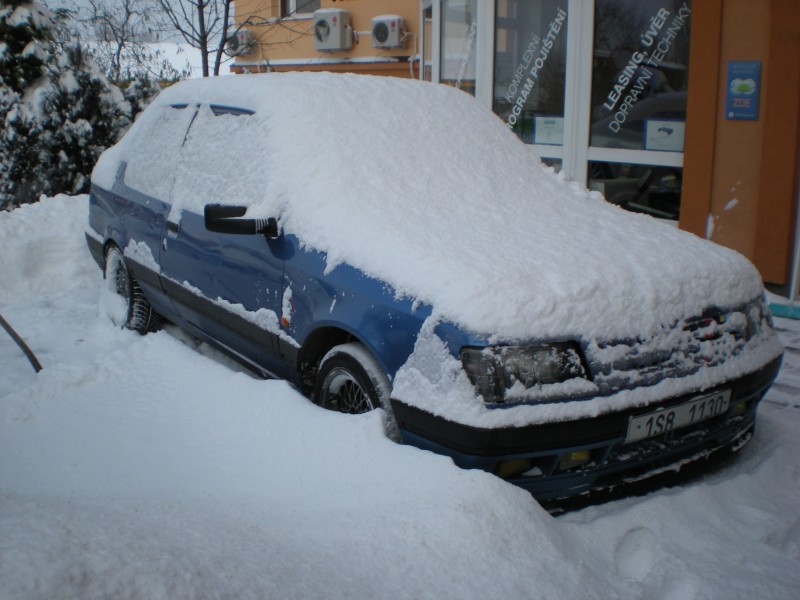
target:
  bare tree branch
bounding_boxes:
[154,0,232,76]
[65,0,187,84]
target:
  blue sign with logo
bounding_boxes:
[725,61,761,121]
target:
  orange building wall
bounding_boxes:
[707,0,769,260]
[232,0,422,77]
[682,0,800,285]
[753,0,800,285]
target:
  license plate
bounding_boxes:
[626,389,732,444]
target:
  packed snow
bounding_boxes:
[1,195,799,599]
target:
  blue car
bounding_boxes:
[86,73,783,505]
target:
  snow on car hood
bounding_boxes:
[93,73,765,342]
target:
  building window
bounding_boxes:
[281,0,321,18]
[440,0,478,95]
[590,0,692,152]
[588,0,692,220]
[422,4,434,81]
[493,0,568,144]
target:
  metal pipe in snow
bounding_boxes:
[0,311,43,373]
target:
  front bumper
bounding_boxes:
[390,355,782,504]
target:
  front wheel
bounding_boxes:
[314,343,391,415]
[101,245,161,334]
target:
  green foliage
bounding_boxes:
[0,1,137,209]
[0,0,50,94]
[121,77,161,121]
[34,43,129,197]
[0,104,44,205]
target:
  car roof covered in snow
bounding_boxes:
[92,73,765,342]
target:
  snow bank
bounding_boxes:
[0,194,93,302]
[93,73,764,343]
[1,197,799,599]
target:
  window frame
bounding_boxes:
[436,0,690,218]
[281,0,321,18]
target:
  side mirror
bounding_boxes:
[204,204,279,239]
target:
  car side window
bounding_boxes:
[170,104,268,221]
[123,104,197,200]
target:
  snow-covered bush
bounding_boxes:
[34,41,129,197]
[0,1,132,209]
[0,0,49,94]
[120,76,161,121]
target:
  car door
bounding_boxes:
[158,104,289,376]
[113,103,198,320]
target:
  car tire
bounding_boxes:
[314,343,392,415]
[101,245,161,334]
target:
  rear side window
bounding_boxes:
[124,104,196,200]
[170,104,268,220]
[210,105,255,117]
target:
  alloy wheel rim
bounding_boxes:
[323,367,374,413]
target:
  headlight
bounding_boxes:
[461,342,589,404]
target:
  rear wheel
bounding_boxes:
[101,245,161,334]
[314,343,391,415]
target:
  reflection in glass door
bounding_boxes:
[493,0,568,160]
[587,0,692,221]
[441,0,693,222]
[440,0,479,95]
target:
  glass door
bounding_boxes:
[438,0,693,222]
[440,0,479,95]
[586,0,692,221]
[492,0,569,169]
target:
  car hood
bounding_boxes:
[94,73,765,343]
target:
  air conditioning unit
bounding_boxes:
[313,9,352,52]
[371,15,405,49]
[224,29,255,56]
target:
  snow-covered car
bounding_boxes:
[85,73,783,503]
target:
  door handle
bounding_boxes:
[166,220,180,233]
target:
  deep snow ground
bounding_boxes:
[1,195,799,599]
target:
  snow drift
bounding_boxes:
[1,195,799,599]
